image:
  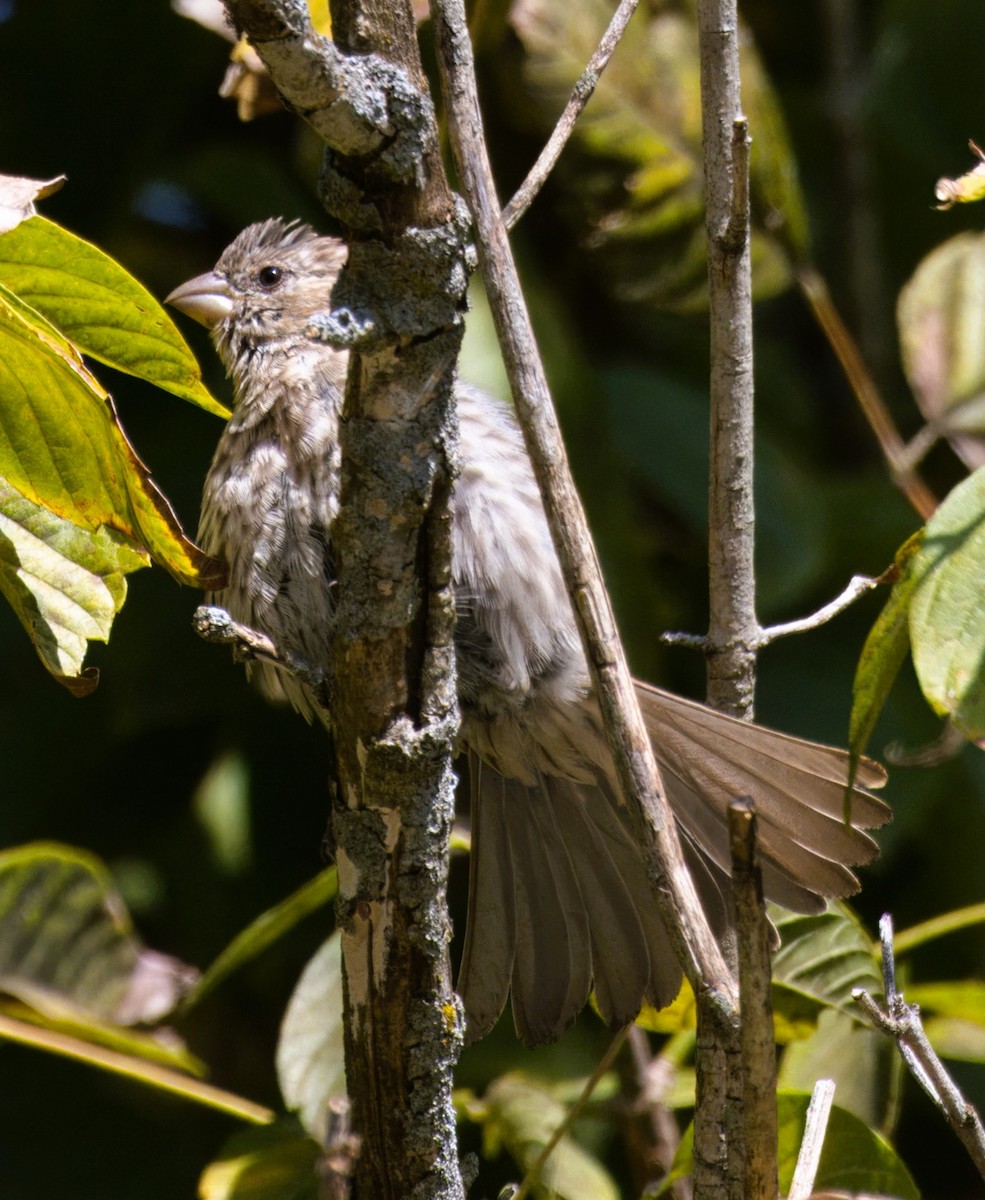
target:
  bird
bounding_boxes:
[167,218,891,1047]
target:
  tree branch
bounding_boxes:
[787,1078,835,1200]
[729,802,777,1200]
[223,2,469,1197]
[694,1,758,1194]
[855,915,985,1182]
[502,0,641,230]
[430,0,738,1015]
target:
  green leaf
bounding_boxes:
[0,841,203,1083]
[894,901,985,955]
[906,980,985,1062]
[898,230,985,469]
[771,905,900,1130]
[909,465,985,738]
[777,1009,900,1135]
[199,1124,322,1200]
[504,0,807,312]
[276,931,346,1138]
[662,1091,918,1198]
[0,477,147,693]
[0,283,222,589]
[771,903,882,1016]
[0,842,196,1027]
[482,1072,619,1200]
[0,216,228,417]
[849,535,923,774]
[183,866,338,1010]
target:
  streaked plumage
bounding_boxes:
[168,219,890,1046]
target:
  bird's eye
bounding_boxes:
[256,265,284,289]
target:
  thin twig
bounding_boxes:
[787,1079,836,1200]
[729,801,778,1200]
[502,0,641,229]
[622,1026,691,1199]
[797,265,937,520]
[430,0,737,1009]
[663,573,880,652]
[854,914,985,1180]
[192,604,329,695]
[510,1027,629,1200]
[700,1,758,722]
[755,574,879,645]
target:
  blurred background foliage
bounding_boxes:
[2,0,985,1195]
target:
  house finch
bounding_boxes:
[168,219,890,1046]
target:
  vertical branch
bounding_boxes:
[696,3,759,1197]
[430,0,738,1019]
[729,802,778,1200]
[221,2,469,1196]
[699,5,759,720]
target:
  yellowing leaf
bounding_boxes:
[0,216,227,417]
[0,478,147,692]
[935,141,985,210]
[0,283,222,589]
[199,1125,321,1200]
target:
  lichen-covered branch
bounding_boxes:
[222,2,469,1197]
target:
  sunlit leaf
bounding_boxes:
[198,1123,322,1200]
[905,980,985,1063]
[0,173,66,235]
[0,478,147,692]
[483,1072,619,1200]
[898,230,985,468]
[663,1091,918,1197]
[184,866,338,1010]
[935,141,985,211]
[0,998,202,1075]
[849,535,923,773]
[0,216,227,417]
[909,465,985,739]
[503,0,807,312]
[922,1016,985,1064]
[0,283,222,589]
[778,1009,900,1134]
[276,931,346,1139]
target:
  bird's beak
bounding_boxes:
[165,271,235,330]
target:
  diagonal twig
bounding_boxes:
[502,0,641,229]
[854,913,985,1181]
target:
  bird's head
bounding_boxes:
[166,218,347,372]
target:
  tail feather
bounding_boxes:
[542,776,656,1025]
[457,684,891,1046]
[457,762,516,1041]
[506,780,593,1046]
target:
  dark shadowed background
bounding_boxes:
[2,0,985,1195]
